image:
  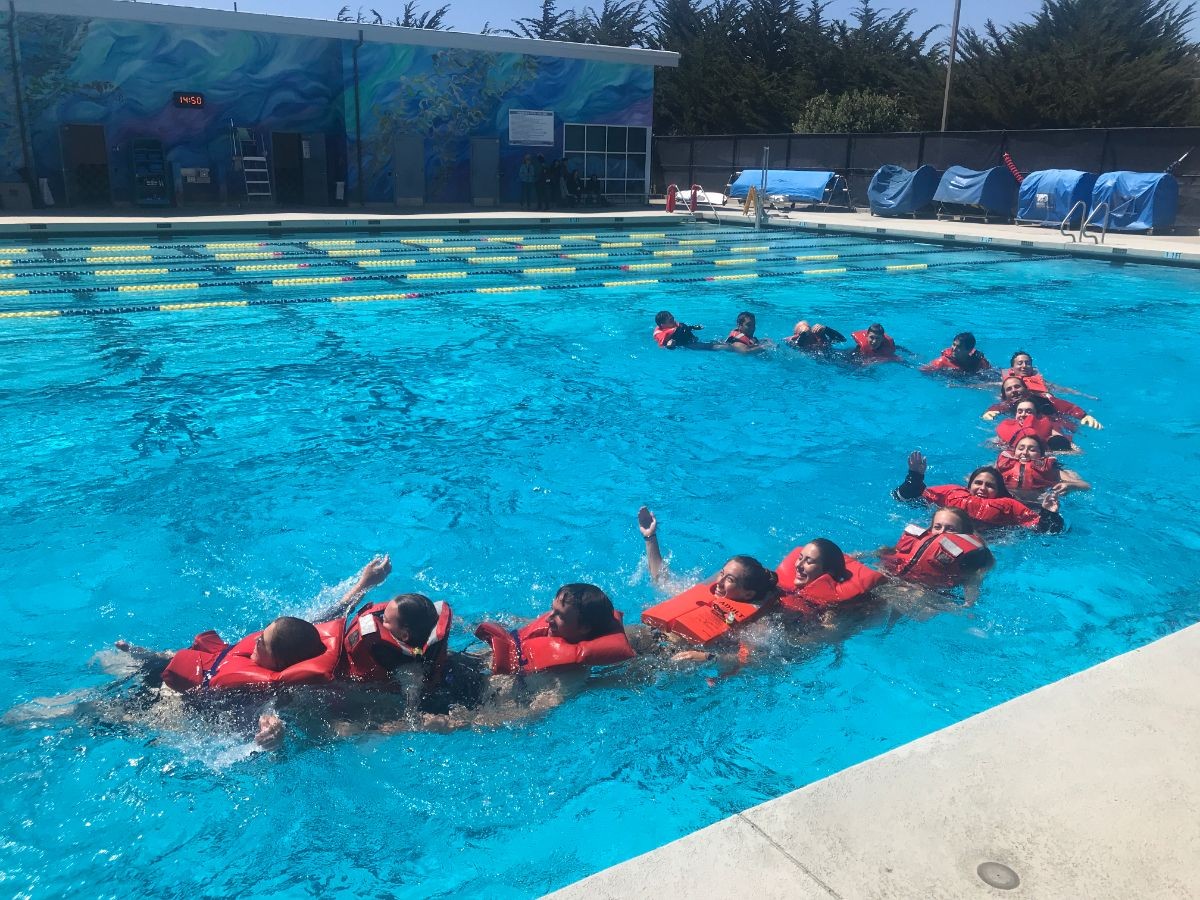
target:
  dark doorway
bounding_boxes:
[271,132,304,206]
[60,124,111,207]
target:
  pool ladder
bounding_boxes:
[1059,201,1110,244]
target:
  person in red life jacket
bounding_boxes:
[921,332,992,377]
[775,538,886,623]
[1002,351,1095,401]
[725,311,774,353]
[652,310,718,351]
[879,508,994,606]
[116,615,336,749]
[982,376,1103,430]
[996,433,1090,502]
[995,399,1079,452]
[849,322,902,362]
[637,506,779,670]
[473,583,635,676]
[894,450,1065,533]
[784,320,846,353]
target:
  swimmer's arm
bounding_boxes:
[313,554,392,621]
[894,451,928,501]
[638,507,667,583]
[255,713,286,750]
[1056,469,1091,492]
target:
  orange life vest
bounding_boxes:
[474,611,636,674]
[851,329,897,359]
[994,451,1061,492]
[642,581,767,644]
[341,600,452,683]
[881,525,989,588]
[161,619,345,692]
[922,484,1041,529]
[774,546,886,612]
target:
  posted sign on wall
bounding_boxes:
[508,110,555,147]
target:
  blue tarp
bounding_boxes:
[1017,169,1097,227]
[1091,171,1178,232]
[867,164,941,216]
[933,165,1017,216]
[727,169,835,202]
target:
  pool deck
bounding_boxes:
[546,622,1200,899]
[3,205,1200,269]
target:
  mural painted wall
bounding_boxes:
[1,9,655,206]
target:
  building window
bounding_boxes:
[564,124,649,200]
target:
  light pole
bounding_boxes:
[940,0,962,132]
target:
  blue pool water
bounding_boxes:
[1,225,1198,897]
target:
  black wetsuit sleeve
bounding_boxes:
[827,328,847,343]
[893,470,927,501]
[1035,509,1064,534]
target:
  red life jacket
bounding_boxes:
[642,581,767,644]
[774,547,886,612]
[474,611,636,675]
[653,325,678,348]
[340,600,453,683]
[996,415,1055,446]
[851,329,897,359]
[161,619,345,692]
[988,395,1086,422]
[922,484,1041,529]
[926,347,990,374]
[1001,368,1051,396]
[727,330,758,347]
[994,451,1061,492]
[881,525,989,589]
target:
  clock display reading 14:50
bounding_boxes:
[173,92,205,108]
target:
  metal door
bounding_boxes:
[59,123,111,207]
[393,134,425,207]
[470,137,500,207]
[301,133,330,206]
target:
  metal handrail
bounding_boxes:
[687,184,723,224]
[1081,202,1110,244]
[1059,200,1087,242]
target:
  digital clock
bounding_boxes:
[173,92,205,108]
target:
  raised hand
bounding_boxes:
[907,450,927,475]
[637,506,657,539]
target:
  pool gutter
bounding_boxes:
[546,622,1200,898]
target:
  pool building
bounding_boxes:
[0,0,677,211]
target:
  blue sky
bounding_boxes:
[142,0,1048,42]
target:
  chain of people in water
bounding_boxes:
[94,320,1102,751]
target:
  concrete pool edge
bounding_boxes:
[545,622,1200,899]
[693,206,1200,269]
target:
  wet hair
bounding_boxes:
[655,310,675,327]
[965,465,1011,498]
[867,323,886,336]
[809,538,849,582]
[725,554,778,603]
[932,507,976,534]
[1010,350,1033,366]
[953,332,976,351]
[391,593,439,649]
[554,583,621,638]
[735,311,755,329]
[268,616,326,669]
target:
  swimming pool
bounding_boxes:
[1,224,1198,898]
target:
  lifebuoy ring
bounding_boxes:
[665,183,677,213]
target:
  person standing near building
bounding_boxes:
[518,154,537,210]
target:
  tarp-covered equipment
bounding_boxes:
[726,170,835,202]
[1017,169,1098,227]
[933,165,1018,218]
[867,164,941,216]
[1090,171,1178,233]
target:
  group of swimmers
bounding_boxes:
[87,310,1105,752]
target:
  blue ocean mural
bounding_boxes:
[0,8,656,205]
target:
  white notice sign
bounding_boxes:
[509,109,555,147]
